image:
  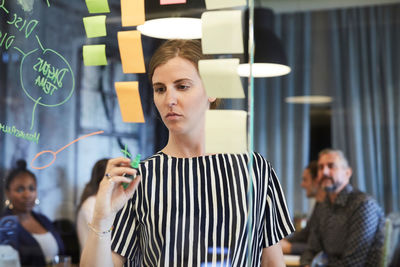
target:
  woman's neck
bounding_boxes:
[163,132,205,158]
[14,210,33,222]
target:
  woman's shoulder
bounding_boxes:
[139,151,271,167]
[0,210,18,228]
[139,151,164,164]
[250,151,268,160]
[1,208,12,217]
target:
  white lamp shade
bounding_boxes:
[137,18,202,39]
[237,63,291,78]
[285,95,333,104]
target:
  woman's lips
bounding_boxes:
[166,112,182,119]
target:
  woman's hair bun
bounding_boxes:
[16,159,27,170]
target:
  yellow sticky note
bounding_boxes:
[117,31,145,73]
[85,0,110,14]
[205,0,246,10]
[83,16,107,38]
[121,0,145,27]
[199,58,244,98]
[205,110,247,154]
[160,0,186,4]
[83,45,108,66]
[201,10,243,54]
[115,81,145,123]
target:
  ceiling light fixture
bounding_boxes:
[285,96,333,104]
[239,7,291,78]
[137,0,204,40]
[137,17,202,39]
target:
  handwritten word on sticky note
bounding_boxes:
[201,10,243,54]
[118,31,145,73]
[199,58,244,98]
[115,81,145,123]
[85,0,110,14]
[160,0,186,5]
[121,0,145,26]
[83,16,107,38]
[205,0,246,10]
[83,45,107,66]
[205,110,247,154]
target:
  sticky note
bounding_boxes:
[160,0,186,5]
[83,16,107,38]
[199,58,244,99]
[115,81,145,123]
[83,45,108,66]
[201,10,243,54]
[205,0,246,10]
[205,110,247,154]
[117,31,146,73]
[121,0,145,27]
[85,0,110,14]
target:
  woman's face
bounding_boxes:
[6,173,37,213]
[152,56,214,136]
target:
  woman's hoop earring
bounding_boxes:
[35,198,40,205]
[5,199,13,210]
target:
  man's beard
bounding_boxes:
[321,176,340,193]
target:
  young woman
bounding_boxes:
[77,158,109,250]
[81,39,294,267]
[2,159,65,266]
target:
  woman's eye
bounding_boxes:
[16,187,25,193]
[154,87,165,93]
[29,185,36,192]
[177,84,189,90]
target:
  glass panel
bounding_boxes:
[80,90,111,129]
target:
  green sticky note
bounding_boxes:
[83,45,108,66]
[85,0,110,14]
[83,16,107,38]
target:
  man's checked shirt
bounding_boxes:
[300,184,385,267]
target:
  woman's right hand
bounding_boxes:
[91,157,141,229]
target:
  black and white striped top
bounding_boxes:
[111,152,294,266]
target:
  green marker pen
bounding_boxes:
[122,154,141,189]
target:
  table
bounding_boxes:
[283,254,301,266]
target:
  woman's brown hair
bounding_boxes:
[148,39,221,109]
[78,158,109,210]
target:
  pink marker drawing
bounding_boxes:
[31,130,104,170]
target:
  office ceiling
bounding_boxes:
[258,0,400,13]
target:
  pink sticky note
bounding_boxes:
[160,0,186,5]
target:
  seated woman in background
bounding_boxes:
[2,159,65,266]
[76,158,109,250]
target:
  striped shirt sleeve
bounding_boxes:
[260,155,295,247]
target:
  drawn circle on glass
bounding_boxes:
[19,47,75,107]
[30,150,57,170]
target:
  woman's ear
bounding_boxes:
[208,97,216,103]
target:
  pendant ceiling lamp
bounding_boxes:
[238,7,291,78]
[285,96,333,104]
[137,17,201,39]
[137,0,205,39]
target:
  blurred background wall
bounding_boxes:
[0,0,399,222]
